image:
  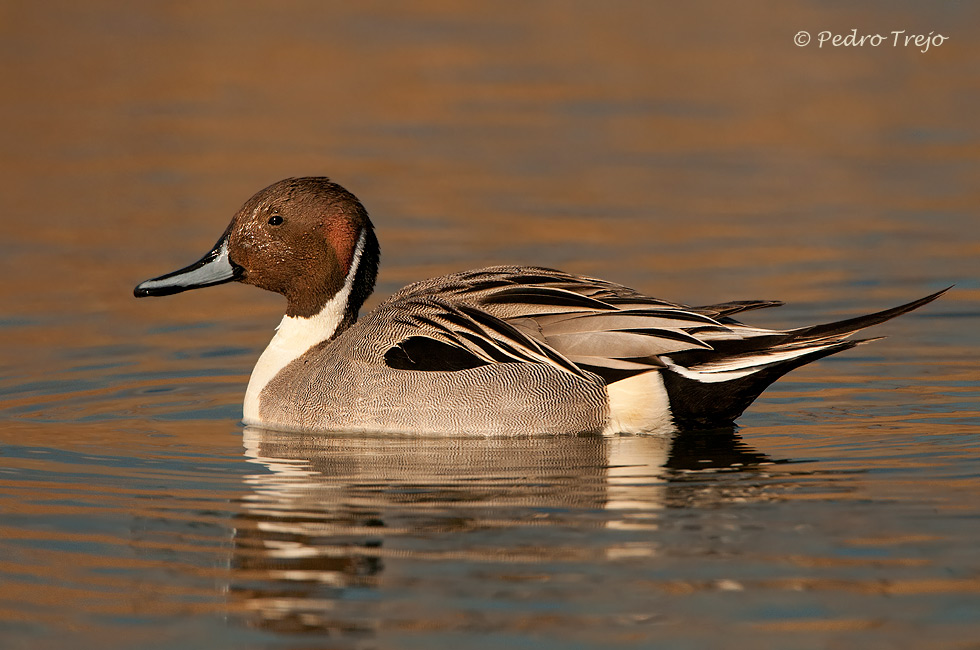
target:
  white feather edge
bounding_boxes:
[662,342,842,383]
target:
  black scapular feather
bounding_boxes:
[384,337,488,372]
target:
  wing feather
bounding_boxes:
[382,296,586,378]
[379,265,881,386]
[544,329,711,359]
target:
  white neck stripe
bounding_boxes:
[243,228,368,424]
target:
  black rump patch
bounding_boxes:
[384,337,489,372]
[662,341,858,426]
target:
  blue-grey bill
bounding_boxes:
[134,238,242,297]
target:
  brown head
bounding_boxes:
[135,177,380,325]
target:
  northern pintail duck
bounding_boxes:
[135,177,947,435]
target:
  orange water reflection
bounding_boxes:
[0,1,978,648]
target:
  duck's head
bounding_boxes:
[134,177,380,322]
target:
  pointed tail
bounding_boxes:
[660,286,950,426]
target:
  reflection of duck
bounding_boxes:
[230,425,789,636]
[665,425,778,472]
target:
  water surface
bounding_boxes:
[1,2,978,648]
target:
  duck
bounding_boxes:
[134,177,947,435]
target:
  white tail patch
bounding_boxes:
[243,229,367,425]
[602,371,674,435]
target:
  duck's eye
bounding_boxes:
[268,214,283,226]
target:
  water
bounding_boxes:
[1,1,978,648]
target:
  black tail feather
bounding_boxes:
[785,286,951,342]
[662,340,863,426]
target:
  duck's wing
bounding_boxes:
[381,295,587,377]
[382,266,734,380]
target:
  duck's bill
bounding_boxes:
[134,237,243,297]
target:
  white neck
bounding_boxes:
[243,229,367,425]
